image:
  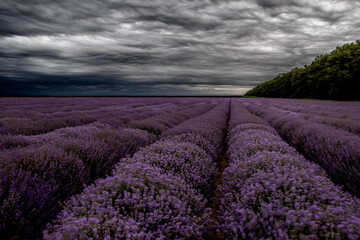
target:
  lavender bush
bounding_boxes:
[228,123,277,140]
[162,100,230,156]
[243,101,360,197]
[303,114,360,136]
[0,134,31,150]
[2,97,360,239]
[0,98,209,136]
[55,128,155,180]
[0,98,218,239]
[241,99,360,135]
[44,162,211,239]
[42,100,229,239]
[163,133,217,158]
[228,129,298,162]
[247,98,360,122]
[216,100,360,239]
[131,103,214,135]
[228,101,268,130]
[23,126,155,179]
[0,115,96,136]
[218,152,360,239]
[0,145,89,239]
[124,140,216,193]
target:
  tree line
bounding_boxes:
[245,40,360,100]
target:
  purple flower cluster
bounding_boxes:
[162,100,230,157]
[53,127,156,180]
[0,98,209,136]
[124,140,216,193]
[219,152,360,239]
[43,100,230,239]
[44,162,211,240]
[9,124,156,179]
[245,98,360,136]
[163,133,217,159]
[228,123,277,139]
[242,100,360,197]
[0,98,216,239]
[228,129,298,163]
[249,98,360,122]
[0,114,96,136]
[228,101,269,130]
[0,145,89,239]
[4,97,359,239]
[130,103,214,135]
[262,100,360,135]
[304,114,360,136]
[0,134,31,150]
[217,100,360,239]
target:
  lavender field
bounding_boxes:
[1,97,360,239]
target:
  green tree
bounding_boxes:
[245,41,360,100]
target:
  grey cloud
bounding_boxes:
[255,0,299,9]
[0,0,359,96]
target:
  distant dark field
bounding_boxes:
[1,97,359,239]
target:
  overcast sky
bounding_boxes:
[0,0,359,96]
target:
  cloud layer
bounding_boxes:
[0,0,359,96]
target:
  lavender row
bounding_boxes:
[217,101,360,239]
[0,128,154,239]
[272,105,360,136]
[0,98,160,135]
[302,114,360,136]
[26,100,215,148]
[0,98,210,136]
[162,99,230,157]
[0,101,217,239]
[245,98,360,122]
[244,99,360,136]
[158,99,230,191]
[43,99,230,239]
[0,97,199,116]
[0,100,215,150]
[44,162,211,240]
[0,103,157,136]
[130,103,215,135]
[242,100,360,198]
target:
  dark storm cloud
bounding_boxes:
[0,0,359,96]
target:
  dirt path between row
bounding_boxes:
[203,100,231,240]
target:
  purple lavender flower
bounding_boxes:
[124,140,216,193]
[228,129,298,162]
[0,145,89,239]
[163,133,217,158]
[216,99,360,239]
[130,103,214,135]
[44,162,211,239]
[162,100,230,156]
[242,99,360,197]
